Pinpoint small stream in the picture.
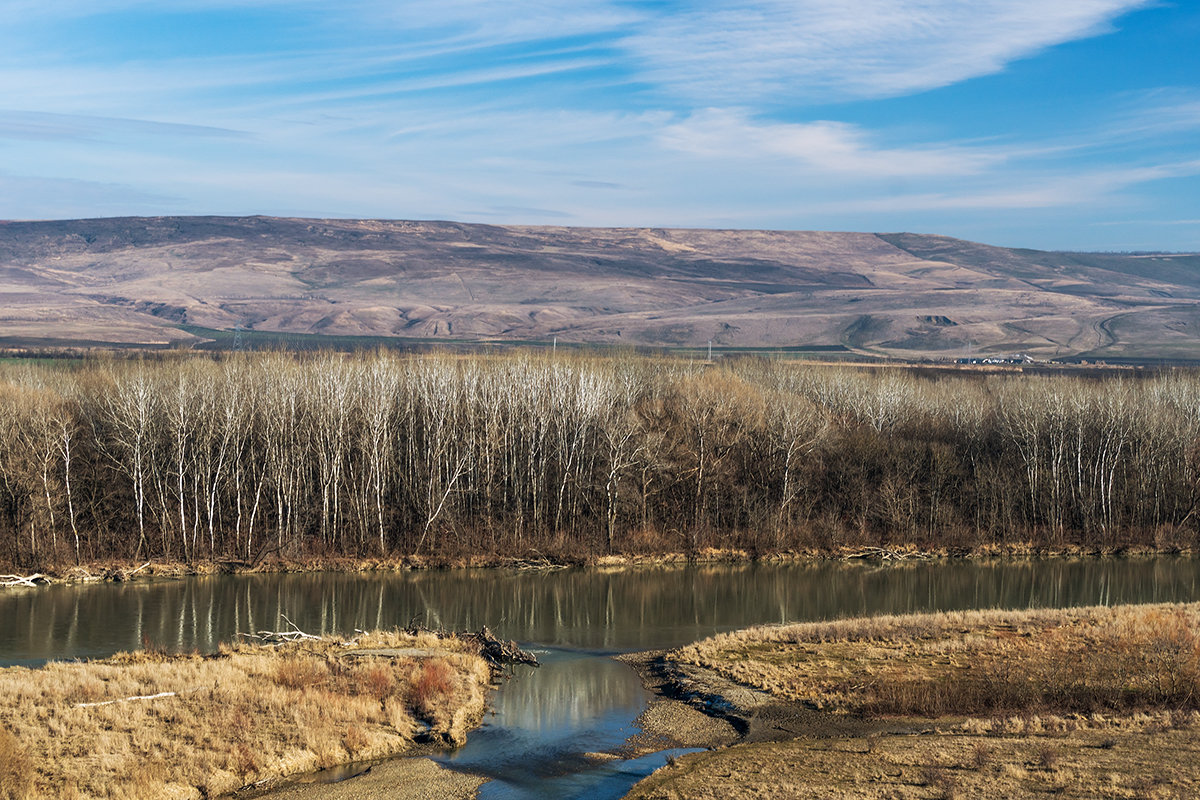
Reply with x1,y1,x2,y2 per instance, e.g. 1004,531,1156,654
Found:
2,558,1199,797
434,647,696,800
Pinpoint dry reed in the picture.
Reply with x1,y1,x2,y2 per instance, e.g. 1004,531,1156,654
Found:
0,630,490,799
676,602,1200,717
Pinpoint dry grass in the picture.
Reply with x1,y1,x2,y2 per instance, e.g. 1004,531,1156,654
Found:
626,723,1200,799
675,602,1200,717
0,727,33,800
0,631,491,799
633,602,1200,799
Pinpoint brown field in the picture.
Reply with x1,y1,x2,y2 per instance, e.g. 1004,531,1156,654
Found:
0,631,491,800
626,603,1200,799
675,603,1200,715
2,216,1200,359
625,717,1200,800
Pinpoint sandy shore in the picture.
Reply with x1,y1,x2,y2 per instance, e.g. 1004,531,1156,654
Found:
247,757,485,800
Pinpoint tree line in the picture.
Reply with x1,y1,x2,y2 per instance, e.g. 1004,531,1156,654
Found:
1,351,1198,567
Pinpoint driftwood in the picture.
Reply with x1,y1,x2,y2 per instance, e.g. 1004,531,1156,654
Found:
844,547,935,562
507,551,568,571
64,566,103,583
341,647,446,659
233,615,538,667
462,626,540,668
76,691,178,708
405,618,539,668
238,615,322,644
0,573,49,588
75,685,206,709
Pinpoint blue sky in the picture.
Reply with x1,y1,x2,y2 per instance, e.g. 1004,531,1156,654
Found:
0,0,1197,250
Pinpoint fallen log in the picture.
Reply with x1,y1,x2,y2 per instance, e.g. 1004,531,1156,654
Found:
403,618,539,668
340,647,446,659
1,573,48,588
463,626,540,668
64,566,102,583
844,546,935,562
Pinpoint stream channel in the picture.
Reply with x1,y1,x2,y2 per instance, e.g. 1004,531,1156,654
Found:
2,558,1199,798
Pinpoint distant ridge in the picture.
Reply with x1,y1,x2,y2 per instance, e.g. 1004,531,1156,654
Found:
2,215,1199,360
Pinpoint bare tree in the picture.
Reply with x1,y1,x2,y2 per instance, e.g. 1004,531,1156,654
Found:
97,367,157,559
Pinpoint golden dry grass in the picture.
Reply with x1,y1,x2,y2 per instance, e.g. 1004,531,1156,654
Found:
0,631,491,800
635,605,1200,799
626,718,1200,800
0,726,33,800
676,603,1200,716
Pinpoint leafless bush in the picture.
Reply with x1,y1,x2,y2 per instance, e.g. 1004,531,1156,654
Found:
921,765,960,800
971,741,993,769
411,658,457,716
1035,743,1060,770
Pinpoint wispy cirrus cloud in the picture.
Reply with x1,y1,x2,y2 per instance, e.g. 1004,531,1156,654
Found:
0,110,245,142
0,1,1151,113
659,108,1005,177
0,0,1191,250
627,0,1150,103
760,160,1200,220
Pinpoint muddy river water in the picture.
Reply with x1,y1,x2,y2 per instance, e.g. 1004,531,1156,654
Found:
2,558,1198,797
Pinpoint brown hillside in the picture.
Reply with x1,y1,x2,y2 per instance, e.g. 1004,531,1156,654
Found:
1,216,1197,358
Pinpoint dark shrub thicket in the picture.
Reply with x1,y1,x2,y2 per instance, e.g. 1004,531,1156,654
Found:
0,352,1197,566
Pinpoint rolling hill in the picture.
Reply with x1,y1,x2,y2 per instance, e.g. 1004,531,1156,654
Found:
1,215,1198,360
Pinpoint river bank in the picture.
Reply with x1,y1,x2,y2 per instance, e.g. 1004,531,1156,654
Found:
623,602,1200,799
0,630,492,799
4,542,1194,588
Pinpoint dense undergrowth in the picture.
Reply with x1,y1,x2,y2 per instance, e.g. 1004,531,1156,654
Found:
2,351,1199,568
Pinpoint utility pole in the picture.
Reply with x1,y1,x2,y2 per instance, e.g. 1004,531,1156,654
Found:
707,340,712,361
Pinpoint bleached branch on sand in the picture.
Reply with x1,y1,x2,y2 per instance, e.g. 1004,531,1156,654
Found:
76,691,179,708
1,574,48,588
844,547,935,562
75,686,206,708
239,614,322,644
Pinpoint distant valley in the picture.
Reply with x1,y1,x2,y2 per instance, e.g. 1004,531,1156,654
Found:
1,215,1199,360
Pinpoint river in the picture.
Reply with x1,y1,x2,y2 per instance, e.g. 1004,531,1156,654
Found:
2,558,1198,797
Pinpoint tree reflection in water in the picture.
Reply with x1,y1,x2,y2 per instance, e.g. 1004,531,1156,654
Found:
2,558,1199,667
4,558,1199,799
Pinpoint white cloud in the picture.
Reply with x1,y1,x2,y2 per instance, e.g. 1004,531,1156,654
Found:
660,108,1003,176
1104,93,1200,140
0,1,1154,126
626,0,1150,102
0,0,1191,250
0,110,245,142
804,160,1200,213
